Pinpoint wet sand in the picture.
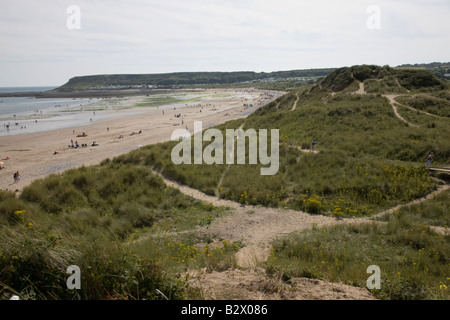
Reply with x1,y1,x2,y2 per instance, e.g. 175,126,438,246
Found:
0,88,282,192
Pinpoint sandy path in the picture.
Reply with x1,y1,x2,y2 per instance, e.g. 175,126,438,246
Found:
349,80,419,127
157,171,449,265
291,93,300,111
156,171,357,267
372,93,417,127
157,170,376,300
156,170,449,300
0,89,283,192
371,183,450,220
353,81,366,95
400,103,445,118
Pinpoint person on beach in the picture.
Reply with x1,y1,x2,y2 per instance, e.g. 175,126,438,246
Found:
14,171,20,183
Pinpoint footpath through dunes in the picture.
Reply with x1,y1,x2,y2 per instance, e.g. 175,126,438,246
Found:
151,166,449,300
154,171,377,300
155,170,450,264
384,94,418,127
345,74,417,127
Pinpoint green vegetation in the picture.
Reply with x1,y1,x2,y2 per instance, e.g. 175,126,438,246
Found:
142,66,449,217
395,94,450,118
314,65,447,94
1,64,449,300
0,162,235,300
133,94,205,108
266,217,449,300
396,62,450,80
56,69,335,91
260,66,450,300
376,188,450,228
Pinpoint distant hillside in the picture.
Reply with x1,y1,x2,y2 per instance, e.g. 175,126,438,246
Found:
310,64,448,94
395,62,450,80
55,69,335,91
55,63,450,92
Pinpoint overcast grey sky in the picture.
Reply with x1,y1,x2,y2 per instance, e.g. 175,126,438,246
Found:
0,0,449,86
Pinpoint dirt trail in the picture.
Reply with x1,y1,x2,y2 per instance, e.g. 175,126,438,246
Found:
153,169,449,299
354,81,366,95
215,122,246,196
384,94,418,127
349,79,419,127
371,183,450,220
429,167,450,173
187,267,376,300
157,172,376,299
158,171,449,261
293,145,319,154
399,102,445,119
291,93,300,111
154,171,355,266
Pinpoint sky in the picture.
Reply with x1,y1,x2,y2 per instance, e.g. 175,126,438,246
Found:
0,0,449,87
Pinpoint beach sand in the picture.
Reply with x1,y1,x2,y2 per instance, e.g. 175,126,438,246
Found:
0,88,282,192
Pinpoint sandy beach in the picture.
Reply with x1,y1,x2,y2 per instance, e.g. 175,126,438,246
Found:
0,88,282,192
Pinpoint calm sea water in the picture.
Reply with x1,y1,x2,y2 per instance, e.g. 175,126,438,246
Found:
0,86,57,93
0,87,64,116
0,96,101,117
0,87,107,136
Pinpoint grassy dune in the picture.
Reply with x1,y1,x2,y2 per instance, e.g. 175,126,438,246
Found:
143,66,449,217
1,65,449,300
267,213,449,300
0,163,235,300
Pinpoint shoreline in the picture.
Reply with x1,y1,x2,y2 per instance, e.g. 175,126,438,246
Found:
0,88,283,192
0,89,241,137
0,87,226,99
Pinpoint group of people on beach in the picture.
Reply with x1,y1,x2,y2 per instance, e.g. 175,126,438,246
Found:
70,140,81,148
3,122,27,131
0,157,9,170
69,139,99,148
130,130,142,136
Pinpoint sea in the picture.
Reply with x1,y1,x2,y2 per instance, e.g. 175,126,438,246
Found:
0,86,113,137
0,86,58,94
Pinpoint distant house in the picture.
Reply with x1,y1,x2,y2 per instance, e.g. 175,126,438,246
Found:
444,73,450,78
